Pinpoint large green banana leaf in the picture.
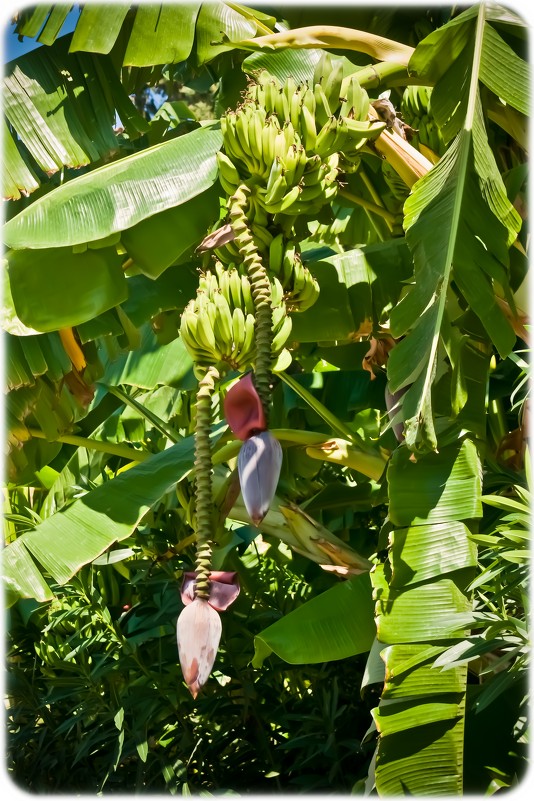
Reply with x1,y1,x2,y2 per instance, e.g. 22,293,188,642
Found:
292,239,412,343
2,433,199,604
14,2,263,65
387,3,523,455
5,3,266,198
371,437,481,796
252,573,375,668
3,125,222,249
3,35,149,199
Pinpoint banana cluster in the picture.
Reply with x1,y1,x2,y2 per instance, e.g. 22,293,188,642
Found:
269,234,319,312
180,264,292,371
218,54,386,218
401,85,445,157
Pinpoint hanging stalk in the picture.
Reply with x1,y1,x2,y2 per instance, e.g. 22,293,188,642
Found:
193,364,219,600
228,184,272,422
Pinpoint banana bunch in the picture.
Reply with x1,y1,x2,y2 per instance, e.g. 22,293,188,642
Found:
217,57,386,220
96,566,122,607
247,57,383,158
180,265,292,370
268,234,320,312
255,150,340,216
35,631,72,669
400,85,445,157
180,268,257,371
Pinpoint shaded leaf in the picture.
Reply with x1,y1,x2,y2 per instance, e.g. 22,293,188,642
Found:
121,186,220,278
99,324,195,391
7,245,127,331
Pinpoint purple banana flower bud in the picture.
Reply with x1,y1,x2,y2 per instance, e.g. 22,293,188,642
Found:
224,373,266,441
238,430,283,526
176,599,221,698
180,571,240,611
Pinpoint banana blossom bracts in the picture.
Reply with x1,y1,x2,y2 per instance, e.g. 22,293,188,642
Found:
177,571,240,698
224,373,283,526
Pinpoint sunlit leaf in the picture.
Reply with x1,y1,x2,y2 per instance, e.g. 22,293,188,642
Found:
2,433,207,602
4,126,223,249
252,573,375,667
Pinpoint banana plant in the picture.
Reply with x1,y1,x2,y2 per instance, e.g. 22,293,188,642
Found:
3,2,528,796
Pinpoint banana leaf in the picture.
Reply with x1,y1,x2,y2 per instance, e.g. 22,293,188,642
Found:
7,245,127,332
291,239,411,343
371,432,482,796
387,5,521,454
2,432,203,604
3,36,149,197
252,573,375,667
16,2,261,65
3,125,223,249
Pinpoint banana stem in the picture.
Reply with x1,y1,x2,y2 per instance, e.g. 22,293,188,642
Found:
27,427,150,461
358,171,394,234
339,189,397,224
193,364,220,600
229,185,273,422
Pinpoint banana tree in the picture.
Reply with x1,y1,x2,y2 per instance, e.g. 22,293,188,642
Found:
3,2,528,795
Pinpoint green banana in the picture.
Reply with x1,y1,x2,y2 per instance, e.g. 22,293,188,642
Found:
269,233,285,275
275,85,290,123
344,116,385,141
195,304,218,355
250,222,273,253
289,266,320,312
180,308,214,363
213,292,234,350
240,274,255,315
281,242,298,287
301,86,316,116
270,184,301,214
221,113,245,164
271,299,287,330
261,117,277,167
312,51,330,87
314,83,332,127
234,316,256,369
264,79,279,117
217,151,241,194
299,179,328,203
322,59,344,114
271,314,292,354
246,108,263,170
315,116,338,157
270,276,285,308
228,268,243,311
339,75,368,120
300,104,318,151
289,85,302,129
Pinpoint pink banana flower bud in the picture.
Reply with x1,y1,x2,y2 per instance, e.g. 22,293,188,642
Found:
238,430,283,526
177,572,240,697
180,571,240,611
176,599,221,699
224,373,266,441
